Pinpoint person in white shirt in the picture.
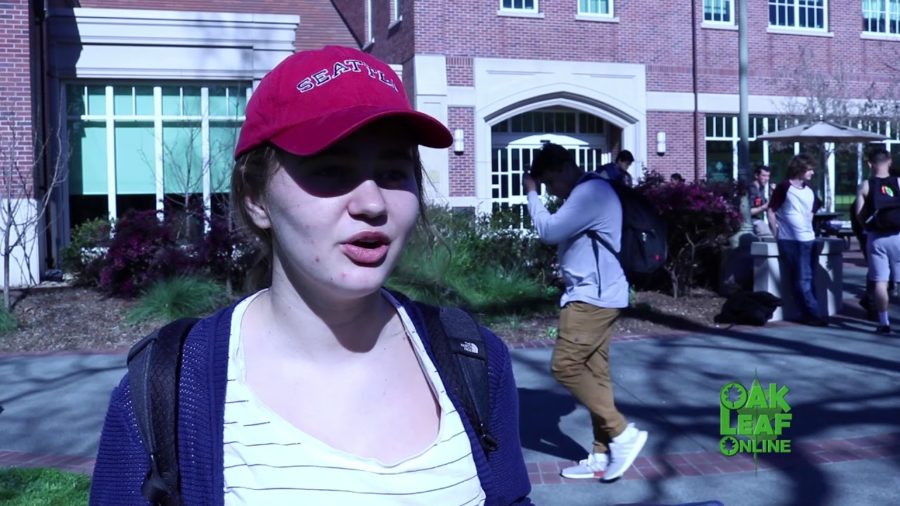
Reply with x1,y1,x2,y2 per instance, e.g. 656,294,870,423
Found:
523,143,648,482
767,154,827,327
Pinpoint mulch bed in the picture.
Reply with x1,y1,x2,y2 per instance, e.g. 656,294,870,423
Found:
0,285,728,354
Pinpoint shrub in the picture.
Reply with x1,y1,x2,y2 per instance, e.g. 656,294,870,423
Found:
638,171,743,297
388,205,559,315
127,276,229,324
97,208,260,298
0,305,17,334
0,467,90,505
99,210,195,297
60,217,112,286
195,213,260,294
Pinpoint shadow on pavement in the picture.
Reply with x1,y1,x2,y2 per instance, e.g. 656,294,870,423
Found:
518,286,898,506
518,387,585,461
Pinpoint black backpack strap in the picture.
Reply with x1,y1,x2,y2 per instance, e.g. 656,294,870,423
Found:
587,229,620,264
417,303,499,454
127,317,199,506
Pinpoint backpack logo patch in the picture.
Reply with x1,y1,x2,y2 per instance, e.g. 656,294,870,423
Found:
460,341,479,355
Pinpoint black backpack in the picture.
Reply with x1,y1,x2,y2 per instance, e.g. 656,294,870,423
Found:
584,174,667,278
714,291,782,326
126,301,498,506
864,177,900,233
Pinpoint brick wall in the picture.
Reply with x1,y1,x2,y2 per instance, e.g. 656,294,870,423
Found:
646,111,705,182
448,107,475,197
0,0,35,199
331,0,364,48
364,0,415,66
412,1,896,98
70,0,355,50
447,56,473,87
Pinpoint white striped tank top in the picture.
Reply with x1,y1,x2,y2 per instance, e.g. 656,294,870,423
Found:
222,290,487,505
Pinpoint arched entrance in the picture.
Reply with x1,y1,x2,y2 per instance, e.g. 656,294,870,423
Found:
488,106,622,223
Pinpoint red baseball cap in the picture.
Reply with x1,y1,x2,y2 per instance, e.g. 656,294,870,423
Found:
234,46,453,159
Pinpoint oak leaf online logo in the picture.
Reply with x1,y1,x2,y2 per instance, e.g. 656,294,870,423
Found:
719,379,792,457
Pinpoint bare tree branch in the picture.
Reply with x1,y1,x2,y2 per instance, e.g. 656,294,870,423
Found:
0,109,67,309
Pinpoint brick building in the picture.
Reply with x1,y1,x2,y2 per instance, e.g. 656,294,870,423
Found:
4,0,900,286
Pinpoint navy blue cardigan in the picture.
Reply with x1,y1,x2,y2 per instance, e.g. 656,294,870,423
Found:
90,296,532,505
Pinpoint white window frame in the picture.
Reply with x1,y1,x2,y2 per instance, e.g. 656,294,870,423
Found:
391,0,402,24
702,0,735,26
577,0,614,18
365,0,374,46
705,115,798,181
767,0,829,32
862,0,900,35
499,0,539,15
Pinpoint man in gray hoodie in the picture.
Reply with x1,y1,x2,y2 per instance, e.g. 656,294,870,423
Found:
524,143,648,482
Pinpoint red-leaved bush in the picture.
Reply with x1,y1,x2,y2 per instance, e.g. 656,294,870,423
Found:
98,209,258,298
637,171,743,297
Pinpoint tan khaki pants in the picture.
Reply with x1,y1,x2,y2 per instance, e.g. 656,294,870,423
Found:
551,302,627,453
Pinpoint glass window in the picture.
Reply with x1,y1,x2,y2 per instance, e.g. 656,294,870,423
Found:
704,0,733,23
750,140,766,169
767,143,794,183
162,122,204,195
706,114,798,182
579,0,612,16
208,86,246,118
113,86,134,116
864,0,900,33
115,122,156,195
706,141,734,182
67,121,107,195
501,0,537,12
135,86,154,116
209,121,241,193
66,82,250,225
66,86,85,117
183,88,202,116
162,86,182,116
87,86,105,116
834,147,860,217
769,0,827,29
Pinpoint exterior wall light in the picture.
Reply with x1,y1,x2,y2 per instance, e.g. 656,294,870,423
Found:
453,128,465,154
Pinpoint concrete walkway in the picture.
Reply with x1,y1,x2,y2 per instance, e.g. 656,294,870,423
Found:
1,253,898,505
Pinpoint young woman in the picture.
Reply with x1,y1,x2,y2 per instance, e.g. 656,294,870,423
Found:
90,46,531,505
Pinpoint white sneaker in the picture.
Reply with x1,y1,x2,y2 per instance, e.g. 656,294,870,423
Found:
560,452,608,479
603,424,648,481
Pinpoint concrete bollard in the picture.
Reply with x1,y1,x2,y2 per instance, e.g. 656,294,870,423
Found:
751,238,844,321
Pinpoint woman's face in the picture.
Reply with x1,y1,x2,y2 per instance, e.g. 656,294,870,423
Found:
246,121,420,299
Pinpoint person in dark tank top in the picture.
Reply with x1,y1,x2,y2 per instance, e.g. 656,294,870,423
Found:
854,148,900,335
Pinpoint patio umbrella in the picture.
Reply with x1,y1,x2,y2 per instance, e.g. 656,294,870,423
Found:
756,120,889,211
755,120,889,144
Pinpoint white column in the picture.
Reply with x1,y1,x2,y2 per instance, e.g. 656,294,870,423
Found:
154,87,164,213
105,86,117,220
414,55,450,204
201,87,211,225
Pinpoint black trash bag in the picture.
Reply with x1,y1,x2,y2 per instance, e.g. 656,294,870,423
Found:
714,291,782,326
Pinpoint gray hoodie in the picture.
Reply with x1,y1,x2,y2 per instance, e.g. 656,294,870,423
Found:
527,173,629,309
